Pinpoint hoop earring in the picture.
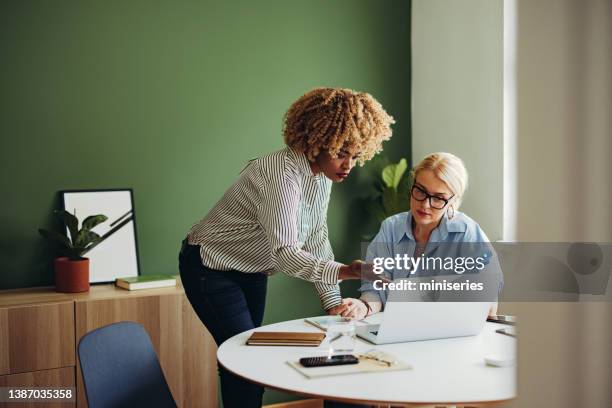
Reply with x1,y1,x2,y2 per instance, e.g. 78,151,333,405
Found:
447,205,455,220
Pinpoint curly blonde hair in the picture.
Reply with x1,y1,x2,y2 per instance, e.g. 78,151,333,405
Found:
283,87,395,166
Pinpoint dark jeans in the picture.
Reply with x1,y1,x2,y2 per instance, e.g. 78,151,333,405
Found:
179,239,267,408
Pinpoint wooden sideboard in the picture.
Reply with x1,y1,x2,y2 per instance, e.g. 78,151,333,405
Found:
0,280,217,407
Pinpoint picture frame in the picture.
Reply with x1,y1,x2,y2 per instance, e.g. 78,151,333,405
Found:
60,188,141,283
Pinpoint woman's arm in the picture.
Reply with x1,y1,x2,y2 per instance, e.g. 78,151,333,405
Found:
333,297,383,320
355,218,396,304
303,219,342,310
334,217,398,319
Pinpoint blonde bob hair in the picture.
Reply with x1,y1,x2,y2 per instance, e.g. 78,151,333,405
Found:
283,87,394,166
411,152,468,209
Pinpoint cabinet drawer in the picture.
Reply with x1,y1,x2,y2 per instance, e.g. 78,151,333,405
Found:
0,366,75,408
0,309,8,375
1,302,74,374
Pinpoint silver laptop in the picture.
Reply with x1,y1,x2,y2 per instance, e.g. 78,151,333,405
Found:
356,279,490,344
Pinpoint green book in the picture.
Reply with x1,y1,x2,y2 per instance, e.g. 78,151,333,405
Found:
115,274,177,290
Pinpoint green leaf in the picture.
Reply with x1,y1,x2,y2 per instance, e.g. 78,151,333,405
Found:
399,167,413,191
382,185,410,219
38,228,72,248
393,158,408,188
362,156,412,237
81,233,103,257
381,165,394,188
54,210,78,245
382,187,398,216
381,158,408,189
365,155,390,179
82,214,108,231
75,230,101,249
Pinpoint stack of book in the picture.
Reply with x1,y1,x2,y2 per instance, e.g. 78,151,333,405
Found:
115,274,177,291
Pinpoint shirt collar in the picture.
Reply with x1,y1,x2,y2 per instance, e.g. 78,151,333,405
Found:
394,211,415,243
433,215,451,241
288,147,319,179
395,210,466,243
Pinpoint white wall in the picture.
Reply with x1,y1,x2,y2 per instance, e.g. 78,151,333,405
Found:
412,0,504,240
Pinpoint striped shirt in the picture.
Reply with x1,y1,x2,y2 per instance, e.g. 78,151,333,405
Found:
187,146,342,310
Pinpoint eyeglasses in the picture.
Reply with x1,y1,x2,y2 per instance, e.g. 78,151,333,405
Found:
358,350,397,367
410,184,454,210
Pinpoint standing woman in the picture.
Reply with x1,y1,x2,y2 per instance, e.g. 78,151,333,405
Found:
179,87,394,408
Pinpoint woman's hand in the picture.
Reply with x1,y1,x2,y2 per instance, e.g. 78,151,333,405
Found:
326,298,352,316
339,260,391,283
338,298,368,320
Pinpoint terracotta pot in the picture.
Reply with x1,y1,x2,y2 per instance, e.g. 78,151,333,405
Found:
54,257,90,293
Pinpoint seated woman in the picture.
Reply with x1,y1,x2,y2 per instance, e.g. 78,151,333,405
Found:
340,152,502,319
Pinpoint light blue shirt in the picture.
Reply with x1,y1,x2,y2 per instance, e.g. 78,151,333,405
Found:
359,210,503,305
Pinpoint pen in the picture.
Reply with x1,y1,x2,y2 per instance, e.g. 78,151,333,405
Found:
495,328,517,338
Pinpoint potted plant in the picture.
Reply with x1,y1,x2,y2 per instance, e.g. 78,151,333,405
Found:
39,210,108,293
365,157,412,223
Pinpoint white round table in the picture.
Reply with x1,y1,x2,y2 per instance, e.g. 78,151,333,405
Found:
217,314,516,406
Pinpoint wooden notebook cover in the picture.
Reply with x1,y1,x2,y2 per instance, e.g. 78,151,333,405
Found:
248,331,325,342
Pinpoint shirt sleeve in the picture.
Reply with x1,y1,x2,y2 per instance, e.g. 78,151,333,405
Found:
256,160,342,286
304,222,342,310
313,281,342,310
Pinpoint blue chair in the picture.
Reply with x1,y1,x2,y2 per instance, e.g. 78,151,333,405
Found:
78,321,177,408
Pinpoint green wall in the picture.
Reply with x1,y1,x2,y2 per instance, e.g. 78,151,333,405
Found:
1,0,410,403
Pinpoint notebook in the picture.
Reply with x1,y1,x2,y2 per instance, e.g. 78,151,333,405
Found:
115,274,177,290
288,350,411,378
304,315,350,331
246,332,326,346
304,314,383,331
